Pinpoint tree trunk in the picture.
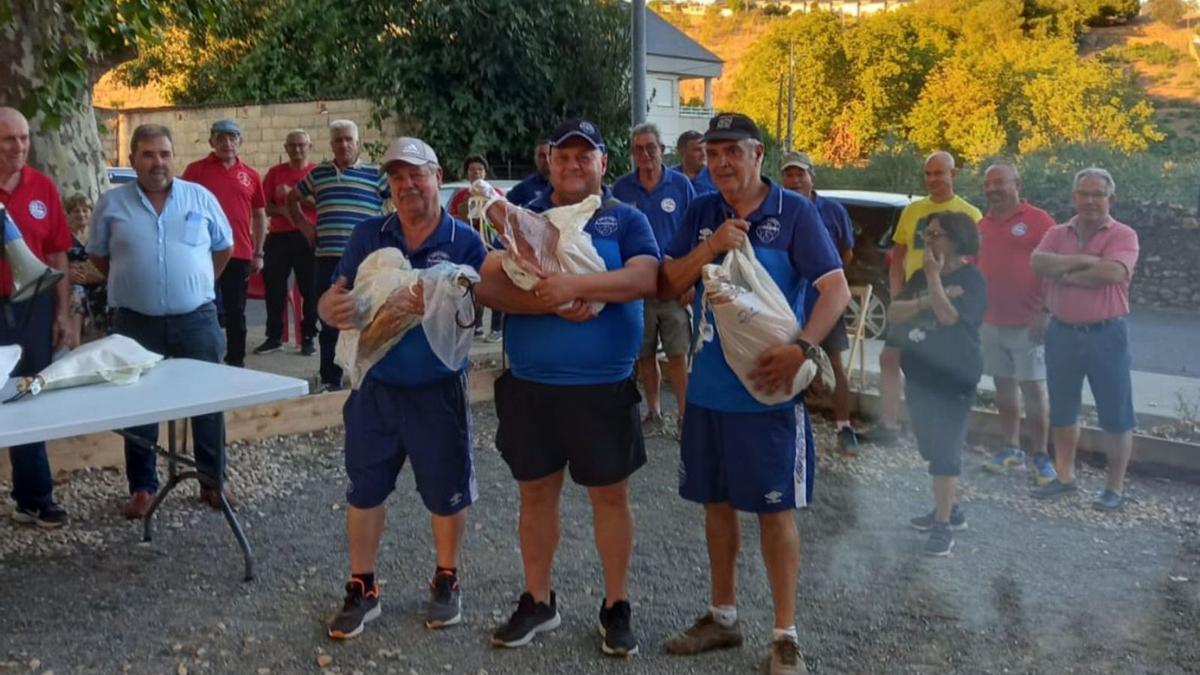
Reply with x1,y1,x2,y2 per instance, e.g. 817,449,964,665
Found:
0,0,110,202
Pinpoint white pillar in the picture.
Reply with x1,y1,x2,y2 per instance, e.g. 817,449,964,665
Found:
703,78,714,109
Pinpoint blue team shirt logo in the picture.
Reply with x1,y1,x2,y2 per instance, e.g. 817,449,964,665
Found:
661,197,677,214
756,217,781,244
593,215,619,237
28,200,47,220
427,250,451,264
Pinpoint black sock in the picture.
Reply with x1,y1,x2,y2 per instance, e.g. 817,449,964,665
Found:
351,572,375,591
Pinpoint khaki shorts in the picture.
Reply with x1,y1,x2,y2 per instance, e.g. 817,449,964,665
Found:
982,323,1045,381
640,297,691,358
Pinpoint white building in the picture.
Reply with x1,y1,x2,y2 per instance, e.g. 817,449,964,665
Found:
644,11,725,148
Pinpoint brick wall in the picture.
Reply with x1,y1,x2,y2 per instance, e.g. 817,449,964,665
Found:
97,98,407,172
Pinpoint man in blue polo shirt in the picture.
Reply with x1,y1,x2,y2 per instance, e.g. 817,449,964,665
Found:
613,122,695,435
477,118,659,657
780,151,860,455
504,140,551,207
317,137,485,640
659,114,850,675
287,119,389,391
673,129,717,195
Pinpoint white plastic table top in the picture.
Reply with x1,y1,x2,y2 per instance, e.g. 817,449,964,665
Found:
0,359,309,447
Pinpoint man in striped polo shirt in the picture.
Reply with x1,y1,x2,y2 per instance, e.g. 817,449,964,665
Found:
287,120,389,391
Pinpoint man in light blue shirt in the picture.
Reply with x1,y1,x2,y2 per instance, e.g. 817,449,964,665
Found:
88,123,235,519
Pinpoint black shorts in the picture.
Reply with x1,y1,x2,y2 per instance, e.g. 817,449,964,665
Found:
821,319,850,354
494,371,647,487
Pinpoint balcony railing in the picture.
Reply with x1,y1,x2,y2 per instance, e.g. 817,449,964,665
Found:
679,105,714,118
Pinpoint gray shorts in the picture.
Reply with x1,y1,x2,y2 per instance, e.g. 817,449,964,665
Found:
982,323,1046,381
640,297,691,358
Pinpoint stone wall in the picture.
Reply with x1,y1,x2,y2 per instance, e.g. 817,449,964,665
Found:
95,98,405,172
1115,202,1200,311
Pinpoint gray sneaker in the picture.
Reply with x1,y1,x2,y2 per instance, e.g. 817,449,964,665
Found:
910,504,967,532
664,613,744,655
425,571,462,629
1092,489,1125,512
1032,479,1078,500
767,635,809,675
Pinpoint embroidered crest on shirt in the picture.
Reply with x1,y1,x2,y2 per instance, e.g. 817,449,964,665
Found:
593,215,619,236
660,197,676,214
1011,222,1027,237
755,217,781,244
699,227,713,241
237,171,252,188
28,200,47,220
427,250,451,264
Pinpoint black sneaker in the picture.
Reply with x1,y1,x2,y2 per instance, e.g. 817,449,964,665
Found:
598,598,639,657
327,579,381,640
837,426,860,456
492,591,561,648
1092,489,1125,512
1032,479,1078,500
252,339,283,355
924,524,955,557
12,501,68,529
300,340,316,356
910,504,967,532
425,571,463,629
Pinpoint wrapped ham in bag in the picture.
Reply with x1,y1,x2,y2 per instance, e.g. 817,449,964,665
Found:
470,179,607,313
11,334,162,399
334,248,480,390
697,240,833,406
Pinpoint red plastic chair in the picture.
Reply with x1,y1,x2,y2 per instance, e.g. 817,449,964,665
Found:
247,271,304,346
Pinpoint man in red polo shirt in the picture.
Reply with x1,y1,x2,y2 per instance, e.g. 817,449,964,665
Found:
253,129,317,356
1031,167,1139,512
182,119,266,367
977,162,1057,486
0,107,74,528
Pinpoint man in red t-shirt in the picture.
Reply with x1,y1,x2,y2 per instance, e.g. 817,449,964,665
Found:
0,107,74,527
253,130,318,356
977,162,1057,485
181,119,266,367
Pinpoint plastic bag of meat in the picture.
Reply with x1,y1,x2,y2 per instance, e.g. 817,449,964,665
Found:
471,179,607,313
697,240,833,405
11,334,162,399
334,248,480,389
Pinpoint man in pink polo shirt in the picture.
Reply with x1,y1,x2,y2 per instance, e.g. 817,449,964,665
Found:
182,119,267,368
1030,167,1138,512
977,162,1057,485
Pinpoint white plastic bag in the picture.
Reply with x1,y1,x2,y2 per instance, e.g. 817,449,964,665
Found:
698,240,832,405
15,334,163,397
334,248,479,390
472,180,607,313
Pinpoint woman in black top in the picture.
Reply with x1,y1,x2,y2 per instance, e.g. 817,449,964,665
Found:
886,211,986,557
63,194,108,340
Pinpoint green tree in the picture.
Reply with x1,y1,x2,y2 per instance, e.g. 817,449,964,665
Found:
905,60,1007,163
1146,0,1192,25
729,11,851,158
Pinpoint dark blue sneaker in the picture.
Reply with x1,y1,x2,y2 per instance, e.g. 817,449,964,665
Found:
598,599,639,657
1029,453,1058,486
12,501,68,529
1032,479,1077,500
984,447,1026,474
1092,489,1125,512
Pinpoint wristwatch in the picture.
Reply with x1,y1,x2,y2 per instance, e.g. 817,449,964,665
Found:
794,337,821,361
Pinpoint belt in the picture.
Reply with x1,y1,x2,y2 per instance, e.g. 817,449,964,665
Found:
1051,317,1122,332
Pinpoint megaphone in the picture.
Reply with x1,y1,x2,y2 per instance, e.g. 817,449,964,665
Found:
2,205,63,303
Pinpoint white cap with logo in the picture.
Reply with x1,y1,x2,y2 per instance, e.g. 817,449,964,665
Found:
381,137,439,169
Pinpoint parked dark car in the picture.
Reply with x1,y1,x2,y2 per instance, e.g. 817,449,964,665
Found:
819,189,918,338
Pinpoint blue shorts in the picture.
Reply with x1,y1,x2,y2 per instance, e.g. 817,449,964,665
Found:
1045,318,1135,434
342,373,476,514
679,402,815,513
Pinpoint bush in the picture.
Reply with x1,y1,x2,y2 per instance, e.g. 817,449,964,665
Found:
1102,41,1181,67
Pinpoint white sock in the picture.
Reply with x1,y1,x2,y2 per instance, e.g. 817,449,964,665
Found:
773,625,798,642
709,605,737,627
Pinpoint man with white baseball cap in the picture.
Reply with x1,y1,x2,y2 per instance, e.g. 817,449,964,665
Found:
319,136,485,639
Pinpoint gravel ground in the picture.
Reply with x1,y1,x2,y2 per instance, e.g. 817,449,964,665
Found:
1,397,1199,675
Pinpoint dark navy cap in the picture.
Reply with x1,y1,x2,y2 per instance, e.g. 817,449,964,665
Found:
702,112,761,143
549,118,606,152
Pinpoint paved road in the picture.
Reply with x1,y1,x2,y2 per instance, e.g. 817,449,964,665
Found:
1127,308,1200,378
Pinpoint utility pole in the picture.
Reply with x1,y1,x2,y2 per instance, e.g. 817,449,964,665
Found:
632,0,647,126
786,40,795,151
776,72,784,142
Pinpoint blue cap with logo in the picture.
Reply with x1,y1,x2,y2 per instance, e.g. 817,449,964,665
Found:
549,118,606,152
702,112,761,143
